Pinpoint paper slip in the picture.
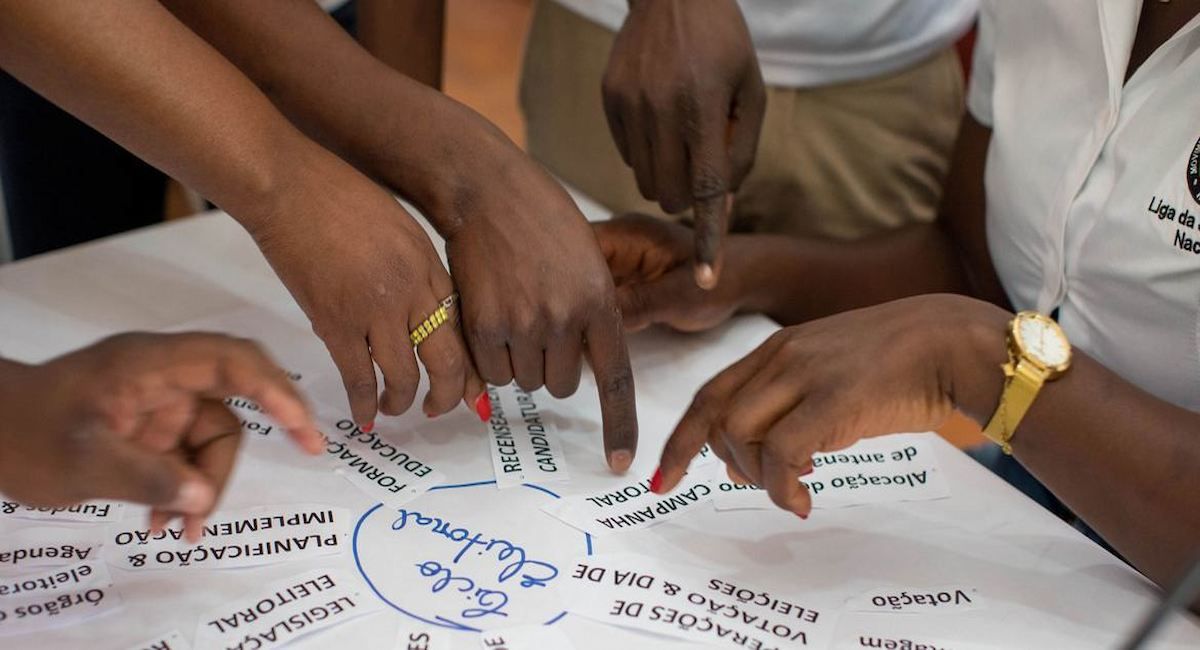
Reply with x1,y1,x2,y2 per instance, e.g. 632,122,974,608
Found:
712,435,950,511
478,624,576,650
124,629,191,650
104,504,348,571
193,568,382,650
833,625,998,650
0,527,102,570
320,417,445,509
846,586,983,615
0,561,123,637
0,499,124,524
485,385,570,489
542,472,713,536
563,553,836,649
395,624,457,650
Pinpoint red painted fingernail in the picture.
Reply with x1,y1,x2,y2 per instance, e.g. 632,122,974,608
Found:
475,392,492,422
649,467,664,494
361,421,374,433
797,511,809,520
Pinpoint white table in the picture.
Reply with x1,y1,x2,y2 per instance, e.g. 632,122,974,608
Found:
0,203,1197,650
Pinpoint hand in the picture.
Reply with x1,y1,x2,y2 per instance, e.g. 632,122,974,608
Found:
430,127,638,472
250,157,484,428
595,214,752,332
0,332,321,540
651,295,1009,516
602,0,766,288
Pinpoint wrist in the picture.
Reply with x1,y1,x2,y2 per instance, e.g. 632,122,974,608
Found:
735,235,804,319
214,126,327,237
356,87,517,240
937,296,1011,425
227,130,375,244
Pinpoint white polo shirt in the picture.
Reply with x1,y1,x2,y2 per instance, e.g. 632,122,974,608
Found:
969,1,1200,411
552,0,978,88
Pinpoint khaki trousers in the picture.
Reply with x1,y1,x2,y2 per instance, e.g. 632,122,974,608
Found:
520,0,965,240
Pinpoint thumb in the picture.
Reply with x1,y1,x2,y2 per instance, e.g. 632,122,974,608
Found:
89,438,215,515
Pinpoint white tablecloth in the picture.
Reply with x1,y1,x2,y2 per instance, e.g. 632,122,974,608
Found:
0,200,1196,649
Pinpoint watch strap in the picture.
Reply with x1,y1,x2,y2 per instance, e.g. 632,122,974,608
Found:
981,358,1048,455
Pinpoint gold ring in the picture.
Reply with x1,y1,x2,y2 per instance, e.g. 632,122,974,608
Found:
410,293,458,347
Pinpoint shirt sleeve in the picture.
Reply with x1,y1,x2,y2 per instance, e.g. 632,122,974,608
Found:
966,2,995,127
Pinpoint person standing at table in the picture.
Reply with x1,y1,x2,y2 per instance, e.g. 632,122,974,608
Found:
520,0,976,285
0,1,639,473
596,0,1200,610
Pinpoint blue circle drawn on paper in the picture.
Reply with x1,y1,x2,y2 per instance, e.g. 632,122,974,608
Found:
352,480,594,632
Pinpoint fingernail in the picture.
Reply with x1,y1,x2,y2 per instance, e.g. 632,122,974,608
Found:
800,466,814,476
307,430,327,455
649,466,664,494
475,392,492,422
167,480,210,514
610,450,633,474
361,421,375,434
695,264,716,290
796,509,809,520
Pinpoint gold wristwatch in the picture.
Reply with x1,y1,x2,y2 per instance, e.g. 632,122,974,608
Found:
982,311,1072,455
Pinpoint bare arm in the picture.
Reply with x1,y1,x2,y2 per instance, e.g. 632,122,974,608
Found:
941,303,1200,610
0,0,488,434
0,0,324,230
598,115,1007,330
608,107,1200,605
358,0,445,88
162,0,645,472
160,0,485,231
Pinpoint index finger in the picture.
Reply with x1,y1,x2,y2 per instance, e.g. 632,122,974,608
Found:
655,334,784,493
584,307,638,473
205,340,322,454
685,112,734,290
150,335,321,454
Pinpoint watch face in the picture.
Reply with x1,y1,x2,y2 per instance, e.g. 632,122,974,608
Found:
1015,313,1071,369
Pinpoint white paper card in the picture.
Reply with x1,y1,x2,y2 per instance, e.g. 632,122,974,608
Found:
485,385,570,489
394,624,457,650
0,527,102,570
712,435,950,511
0,500,125,524
124,629,192,650
104,504,348,571
542,472,713,536
562,553,835,649
846,585,983,615
193,568,382,650
832,623,998,650
478,623,576,650
357,487,582,632
0,560,122,637
320,417,445,508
